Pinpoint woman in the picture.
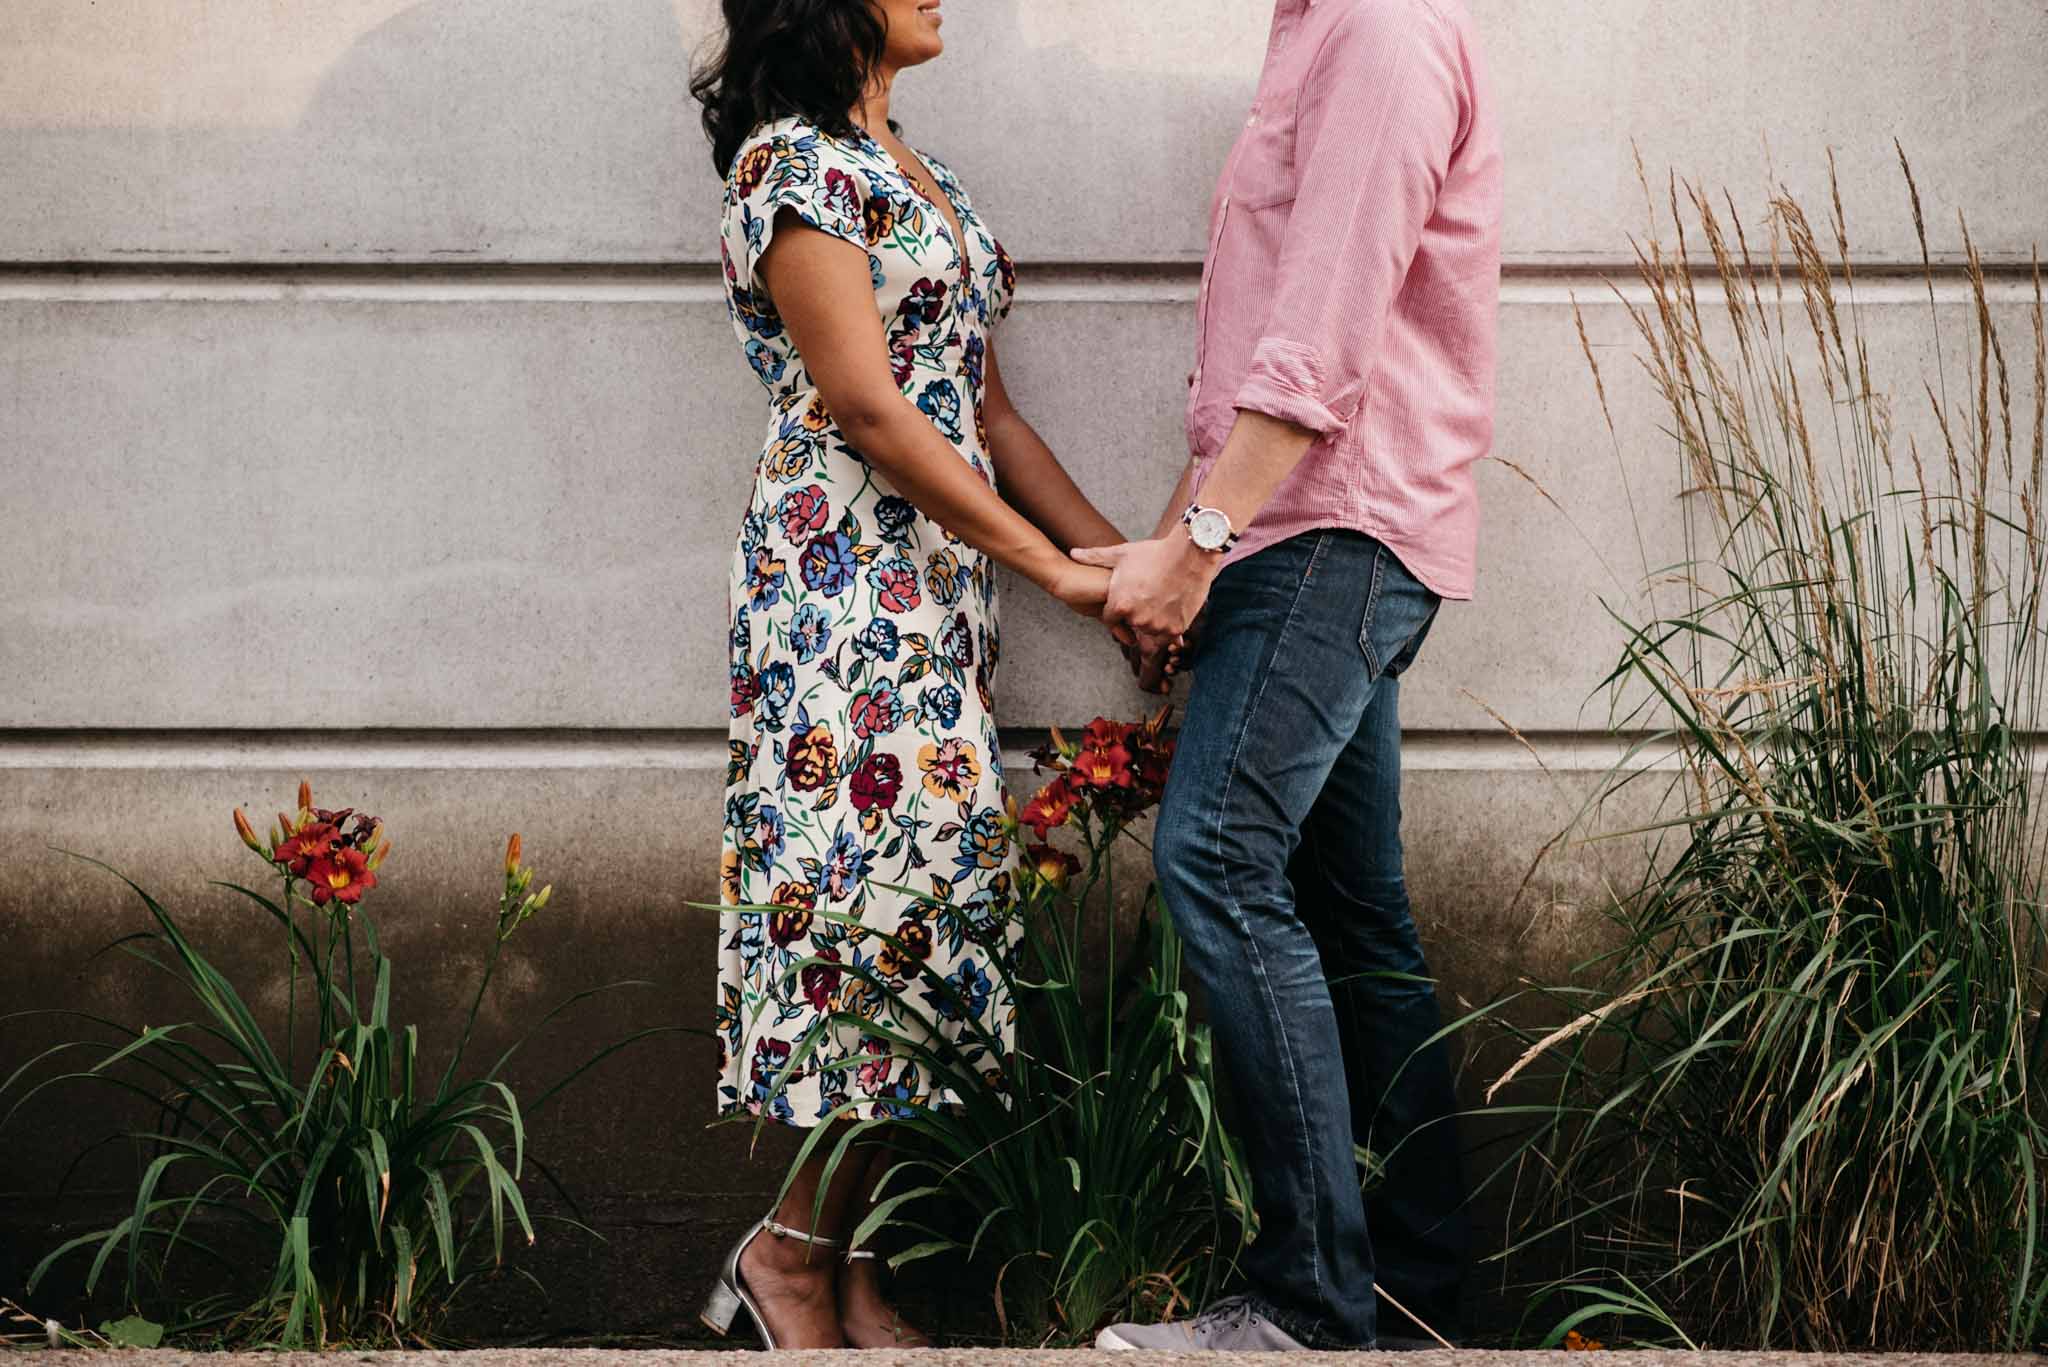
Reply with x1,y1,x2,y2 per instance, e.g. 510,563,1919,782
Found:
691,0,1125,1349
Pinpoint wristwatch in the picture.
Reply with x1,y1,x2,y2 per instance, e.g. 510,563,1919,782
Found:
1180,503,1241,554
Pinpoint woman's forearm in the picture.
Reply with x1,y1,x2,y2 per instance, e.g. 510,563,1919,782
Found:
837,400,1075,594
985,410,1124,551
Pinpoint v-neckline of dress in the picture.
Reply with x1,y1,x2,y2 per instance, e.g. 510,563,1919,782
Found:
853,124,969,264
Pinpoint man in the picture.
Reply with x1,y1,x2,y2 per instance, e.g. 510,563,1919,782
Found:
1083,0,1502,1352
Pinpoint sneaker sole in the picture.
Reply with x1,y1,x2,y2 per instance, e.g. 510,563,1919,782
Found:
1094,1327,1141,1351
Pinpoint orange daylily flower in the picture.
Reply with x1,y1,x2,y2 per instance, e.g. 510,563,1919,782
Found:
1025,843,1081,887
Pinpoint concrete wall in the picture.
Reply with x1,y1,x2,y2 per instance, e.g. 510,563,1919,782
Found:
4,0,2044,1341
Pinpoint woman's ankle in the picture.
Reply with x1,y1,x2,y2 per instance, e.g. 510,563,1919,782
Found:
743,1226,843,1280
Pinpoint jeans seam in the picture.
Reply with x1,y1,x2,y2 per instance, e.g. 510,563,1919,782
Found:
1359,541,1387,678
1210,530,1331,1320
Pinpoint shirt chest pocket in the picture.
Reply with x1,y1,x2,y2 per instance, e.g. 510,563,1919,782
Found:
1227,107,1299,211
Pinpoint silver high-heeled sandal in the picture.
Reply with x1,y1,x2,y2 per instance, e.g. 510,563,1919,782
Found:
699,1216,844,1347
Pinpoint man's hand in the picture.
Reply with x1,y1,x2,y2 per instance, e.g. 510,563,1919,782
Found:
1113,600,1208,693
1072,530,1222,660
1121,636,1177,694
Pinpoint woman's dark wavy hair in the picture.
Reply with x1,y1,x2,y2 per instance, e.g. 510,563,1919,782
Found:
691,0,891,178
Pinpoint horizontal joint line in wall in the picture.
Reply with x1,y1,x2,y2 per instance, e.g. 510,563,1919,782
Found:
0,258,2034,306
2,728,2043,774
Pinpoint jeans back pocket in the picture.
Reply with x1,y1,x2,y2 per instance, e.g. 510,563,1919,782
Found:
1359,542,1443,683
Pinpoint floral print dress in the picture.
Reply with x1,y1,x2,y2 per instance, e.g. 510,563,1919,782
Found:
715,115,1021,1126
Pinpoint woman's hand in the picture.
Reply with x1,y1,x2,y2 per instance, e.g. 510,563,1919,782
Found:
1049,561,1113,619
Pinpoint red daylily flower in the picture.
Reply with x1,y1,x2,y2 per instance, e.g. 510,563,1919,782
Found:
1069,744,1134,790
307,845,376,905
276,821,341,877
1020,777,1078,838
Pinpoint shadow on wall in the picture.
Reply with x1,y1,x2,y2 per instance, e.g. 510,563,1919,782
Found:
284,0,702,259
884,0,1259,262
0,0,1262,262
296,0,1261,261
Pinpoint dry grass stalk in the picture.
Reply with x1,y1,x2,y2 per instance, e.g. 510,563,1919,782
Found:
1486,147,2048,1352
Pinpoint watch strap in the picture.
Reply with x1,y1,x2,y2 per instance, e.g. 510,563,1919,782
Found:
1181,503,1241,552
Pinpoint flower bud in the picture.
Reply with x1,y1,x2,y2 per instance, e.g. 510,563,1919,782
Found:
298,780,312,812
279,810,298,839
532,884,553,911
367,837,392,871
1047,725,1075,761
515,867,533,895
233,808,264,853
505,833,521,875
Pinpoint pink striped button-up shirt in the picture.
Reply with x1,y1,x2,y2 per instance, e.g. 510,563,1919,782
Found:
1187,0,1502,600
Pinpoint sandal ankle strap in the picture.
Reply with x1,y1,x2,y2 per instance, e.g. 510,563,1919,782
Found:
761,1216,843,1248
843,1247,878,1261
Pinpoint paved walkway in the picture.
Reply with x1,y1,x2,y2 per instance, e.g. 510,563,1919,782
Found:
10,1352,2039,1366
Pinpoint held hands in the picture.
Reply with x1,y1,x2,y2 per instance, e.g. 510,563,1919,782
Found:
1070,530,1222,696
1049,559,1180,691
1117,621,1201,694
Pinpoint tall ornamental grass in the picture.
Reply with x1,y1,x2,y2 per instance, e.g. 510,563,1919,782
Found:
1489,148,2048,1350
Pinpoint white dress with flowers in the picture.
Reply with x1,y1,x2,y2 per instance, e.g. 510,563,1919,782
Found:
715,116,1022,1126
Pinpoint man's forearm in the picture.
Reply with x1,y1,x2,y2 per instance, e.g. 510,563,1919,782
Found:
1185,408,1319,538
1074,408,1322,656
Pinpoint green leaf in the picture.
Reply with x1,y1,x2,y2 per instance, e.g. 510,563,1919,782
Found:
392,1222,416,1325
886,1238,959,1272
98,1315,163,1348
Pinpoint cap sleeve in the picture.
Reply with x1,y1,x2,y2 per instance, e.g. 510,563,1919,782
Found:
723,124,872,298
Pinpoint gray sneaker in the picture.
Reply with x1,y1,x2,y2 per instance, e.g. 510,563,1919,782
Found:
1095,1295,1309,1351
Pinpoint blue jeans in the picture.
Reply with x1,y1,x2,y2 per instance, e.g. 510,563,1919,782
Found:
1156,529,1470,1349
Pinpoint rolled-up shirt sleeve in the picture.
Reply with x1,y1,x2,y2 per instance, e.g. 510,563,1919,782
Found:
1232,1,1466,436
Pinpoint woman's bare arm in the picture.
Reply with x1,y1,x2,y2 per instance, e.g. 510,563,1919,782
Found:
980,341,1124,552
758,213,1109,617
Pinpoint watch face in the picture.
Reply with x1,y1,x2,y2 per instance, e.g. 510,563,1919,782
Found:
1189,508,1232,550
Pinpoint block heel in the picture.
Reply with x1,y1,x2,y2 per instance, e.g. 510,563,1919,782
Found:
698,1276,745,1336
699,1214,846,1349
